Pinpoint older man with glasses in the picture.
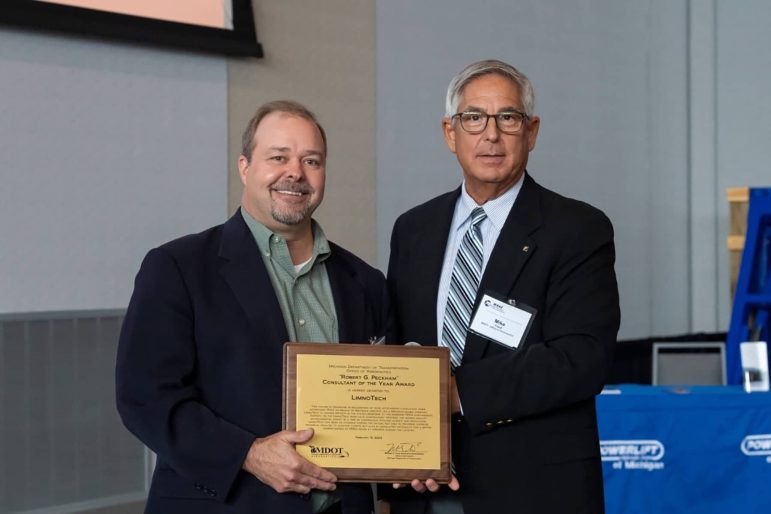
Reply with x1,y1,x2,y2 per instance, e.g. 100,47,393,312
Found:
383,59,621,514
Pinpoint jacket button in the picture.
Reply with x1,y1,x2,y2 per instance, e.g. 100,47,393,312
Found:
485,422,493,427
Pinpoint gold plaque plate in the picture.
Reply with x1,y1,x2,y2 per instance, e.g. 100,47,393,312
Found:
283,342,451,483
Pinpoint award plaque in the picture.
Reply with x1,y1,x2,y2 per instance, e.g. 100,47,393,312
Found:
282,342,451,483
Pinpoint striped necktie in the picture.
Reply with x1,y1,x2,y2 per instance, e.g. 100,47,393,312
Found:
441,207,487,368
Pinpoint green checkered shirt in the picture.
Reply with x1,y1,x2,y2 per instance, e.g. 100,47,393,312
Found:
241,207,340,513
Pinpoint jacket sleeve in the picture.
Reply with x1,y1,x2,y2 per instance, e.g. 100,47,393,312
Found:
115,247,256,502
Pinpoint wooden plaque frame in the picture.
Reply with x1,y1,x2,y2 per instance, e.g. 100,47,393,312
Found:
283,342,451,483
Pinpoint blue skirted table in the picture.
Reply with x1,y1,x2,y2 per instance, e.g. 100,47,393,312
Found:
597,385,771,514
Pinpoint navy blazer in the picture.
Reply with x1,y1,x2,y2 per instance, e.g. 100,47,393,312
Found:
385,174,620,514
116,212,389,514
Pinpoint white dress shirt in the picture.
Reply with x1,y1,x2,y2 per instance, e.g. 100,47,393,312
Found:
435,176,523,348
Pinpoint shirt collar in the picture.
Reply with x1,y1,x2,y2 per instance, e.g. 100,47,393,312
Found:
454,173,524,232
240,207,331,265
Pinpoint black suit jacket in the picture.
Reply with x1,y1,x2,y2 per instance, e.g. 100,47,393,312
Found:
116,212,388,514
386,174,620,514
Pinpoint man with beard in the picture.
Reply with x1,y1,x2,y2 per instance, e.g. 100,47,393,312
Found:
116,100,388,514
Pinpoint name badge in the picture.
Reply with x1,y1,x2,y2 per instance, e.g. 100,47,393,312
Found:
468,292,536,350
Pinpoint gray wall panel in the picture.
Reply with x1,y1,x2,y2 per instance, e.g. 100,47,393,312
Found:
0,312,144,513
715,0,771,329
689,0,720,332
0,28,228,314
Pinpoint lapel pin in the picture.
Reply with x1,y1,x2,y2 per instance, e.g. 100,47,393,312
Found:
522,245,530,253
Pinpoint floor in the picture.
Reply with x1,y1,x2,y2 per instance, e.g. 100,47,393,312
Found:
82,502,145,514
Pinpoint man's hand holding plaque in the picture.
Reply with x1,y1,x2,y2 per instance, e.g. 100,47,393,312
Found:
393,375,461,493
242,428,338,494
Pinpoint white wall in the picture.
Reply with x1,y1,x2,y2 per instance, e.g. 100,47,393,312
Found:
376,0,771,340
0,28,228,313
714,0,771,328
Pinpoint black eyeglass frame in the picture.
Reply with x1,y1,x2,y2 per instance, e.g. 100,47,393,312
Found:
451,110,530,134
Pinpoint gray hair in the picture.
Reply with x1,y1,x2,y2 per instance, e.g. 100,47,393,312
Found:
445,59,535,118
241,100,327,162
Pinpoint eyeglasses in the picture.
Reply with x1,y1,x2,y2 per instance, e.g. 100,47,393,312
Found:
451,110,529,134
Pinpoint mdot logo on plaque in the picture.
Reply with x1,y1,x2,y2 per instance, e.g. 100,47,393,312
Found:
283,343,451,483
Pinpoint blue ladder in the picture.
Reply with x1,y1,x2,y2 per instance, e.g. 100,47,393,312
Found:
726,188,771,384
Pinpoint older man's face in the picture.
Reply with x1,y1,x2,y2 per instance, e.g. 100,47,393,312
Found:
443,74,540,203
238,112,326,231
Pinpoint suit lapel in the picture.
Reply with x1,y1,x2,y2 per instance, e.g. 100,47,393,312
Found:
218,213,289,348
479,174,542,296
463,174,543,363
326,250,366,343
411,189,459,346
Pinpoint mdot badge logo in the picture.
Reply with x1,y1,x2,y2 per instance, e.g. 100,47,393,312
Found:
741,434,771,463
600,440,665,471
309,445,350,458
